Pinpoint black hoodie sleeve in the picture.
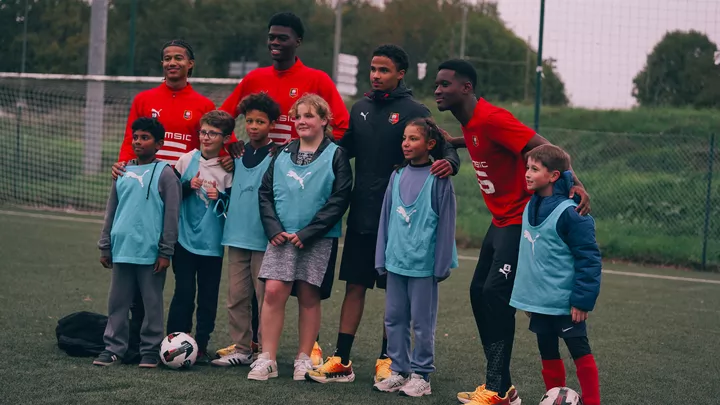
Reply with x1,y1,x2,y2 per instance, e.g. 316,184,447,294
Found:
258,153,285,239
295,147,353,244
338,111,356,158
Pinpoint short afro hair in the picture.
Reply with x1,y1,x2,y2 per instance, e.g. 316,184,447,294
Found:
268,12,305,39
131,117,165,142
372,44,409,72
438,59,477,90
237,92,282,122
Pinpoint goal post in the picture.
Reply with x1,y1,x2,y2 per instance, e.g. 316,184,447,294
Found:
0,73,240,214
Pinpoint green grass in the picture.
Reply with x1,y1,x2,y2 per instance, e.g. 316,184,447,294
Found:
1,210,720,404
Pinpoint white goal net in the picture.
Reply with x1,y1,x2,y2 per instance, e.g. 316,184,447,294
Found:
0,73,239,214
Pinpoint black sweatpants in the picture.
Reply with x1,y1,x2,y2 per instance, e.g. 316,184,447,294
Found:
470,224,522,395
166,243,223,352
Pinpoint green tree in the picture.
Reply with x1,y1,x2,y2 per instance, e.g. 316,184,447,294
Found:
633,30,720,108
0,0,90,74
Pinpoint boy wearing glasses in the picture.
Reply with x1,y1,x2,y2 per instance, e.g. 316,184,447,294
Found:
167,110,235,363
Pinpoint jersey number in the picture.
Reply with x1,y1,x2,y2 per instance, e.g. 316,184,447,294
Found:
475,170,496,194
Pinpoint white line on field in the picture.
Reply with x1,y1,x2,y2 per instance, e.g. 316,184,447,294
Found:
2,209,719,285
0,209,104,224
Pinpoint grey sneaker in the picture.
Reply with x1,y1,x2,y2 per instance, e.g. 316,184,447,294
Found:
139,355,159,368
92,351,121,366
399,374,432,397
372,372,409,392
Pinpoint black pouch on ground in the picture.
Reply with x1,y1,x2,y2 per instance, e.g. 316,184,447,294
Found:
56,311,107,357
56,311,142,361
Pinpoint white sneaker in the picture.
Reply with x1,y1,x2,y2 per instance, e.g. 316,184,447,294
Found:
247,353,278,381
211,349,253,367
399,374,432,397
372,372,409,392
293,352,313,381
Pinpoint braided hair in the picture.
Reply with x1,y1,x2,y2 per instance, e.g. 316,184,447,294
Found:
160,39,195,77
395,117,447,172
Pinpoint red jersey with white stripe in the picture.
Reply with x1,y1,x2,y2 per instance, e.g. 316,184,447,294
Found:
219,58,349,143
118,83,216,166
461,98,536,227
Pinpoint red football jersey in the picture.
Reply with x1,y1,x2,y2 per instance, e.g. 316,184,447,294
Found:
461,98,536,227
118,83,216,166
219,58,349,143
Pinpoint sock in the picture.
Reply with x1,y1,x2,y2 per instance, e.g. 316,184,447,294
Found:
575,355,600,405
418,372,430,382
541,359,566,390
484,340,507,395
335,333,355,364
379,338,388,359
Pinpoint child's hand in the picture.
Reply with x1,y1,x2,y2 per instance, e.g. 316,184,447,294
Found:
270,232,289,247
100,256,112,269
571,307,588,323
287,233,304,249
154,257,170,274
190,172,203,190
206,181,219,200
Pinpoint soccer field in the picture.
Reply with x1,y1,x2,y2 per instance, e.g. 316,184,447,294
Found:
1,209,719,405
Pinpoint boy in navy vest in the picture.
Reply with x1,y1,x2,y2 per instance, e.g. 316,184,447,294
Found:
94,117,182,368
510,145,602,405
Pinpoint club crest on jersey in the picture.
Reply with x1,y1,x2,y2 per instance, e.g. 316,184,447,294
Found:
289,88,299,98
472,135,479,147
388,112,400,125
183,110,192,120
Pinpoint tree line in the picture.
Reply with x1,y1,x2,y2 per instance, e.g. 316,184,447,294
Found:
0,0,568,105
2,1,718,108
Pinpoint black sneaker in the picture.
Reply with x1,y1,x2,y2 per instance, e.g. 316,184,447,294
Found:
195,350,211,366
139,355,160,368
93,351,121,366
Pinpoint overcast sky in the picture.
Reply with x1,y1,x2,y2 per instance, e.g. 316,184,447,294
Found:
491,0,720,109
368,0,719,109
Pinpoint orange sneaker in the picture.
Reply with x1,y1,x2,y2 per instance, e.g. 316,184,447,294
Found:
305,356,355,383
311,341,323,368
463,386,511,405
374,358,392,383
458,385,521,405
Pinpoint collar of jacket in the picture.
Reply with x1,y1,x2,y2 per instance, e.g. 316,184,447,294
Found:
273,57,305,77
159,81,194,96
363,81,414,101
282,136,333,157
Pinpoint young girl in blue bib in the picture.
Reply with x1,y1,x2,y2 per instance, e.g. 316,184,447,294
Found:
248,94,352,381
373,117,458,397
166,110,235,363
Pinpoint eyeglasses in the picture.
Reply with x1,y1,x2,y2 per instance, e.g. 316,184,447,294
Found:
199,129,224,139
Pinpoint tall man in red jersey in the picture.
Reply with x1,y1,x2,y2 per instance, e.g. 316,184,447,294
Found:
220,12,349,145
433,60,590,405
216,12,349,365
110,40,217,362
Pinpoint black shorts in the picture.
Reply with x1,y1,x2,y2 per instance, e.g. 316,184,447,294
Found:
339,230,387,290
529,313,587,338
290,238,338,300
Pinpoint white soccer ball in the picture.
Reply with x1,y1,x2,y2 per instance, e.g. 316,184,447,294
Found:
160,332,198,369
539,387,583,405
